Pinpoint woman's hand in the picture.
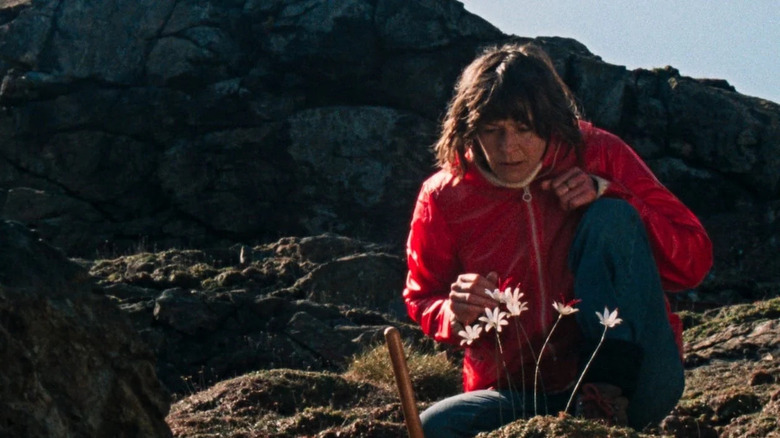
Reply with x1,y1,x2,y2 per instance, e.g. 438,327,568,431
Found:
541,167,598,211
449,272,500,325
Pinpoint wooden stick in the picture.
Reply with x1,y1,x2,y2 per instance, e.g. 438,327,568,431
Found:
384,326,425,438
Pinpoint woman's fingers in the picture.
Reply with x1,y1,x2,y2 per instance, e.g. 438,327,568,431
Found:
451,273,496,296
449,298,487,325
558,180,597,210
545,167,597,211
449,290,495,309
449,272,501,324
550,168,584,192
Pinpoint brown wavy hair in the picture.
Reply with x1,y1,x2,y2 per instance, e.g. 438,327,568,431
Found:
435,43,583,176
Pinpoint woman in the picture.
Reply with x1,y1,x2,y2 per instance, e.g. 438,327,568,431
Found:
402,42,712,436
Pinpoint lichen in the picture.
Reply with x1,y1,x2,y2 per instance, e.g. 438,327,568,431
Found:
683,297,780,344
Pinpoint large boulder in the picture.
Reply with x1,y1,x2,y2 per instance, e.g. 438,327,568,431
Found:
0,220,171,438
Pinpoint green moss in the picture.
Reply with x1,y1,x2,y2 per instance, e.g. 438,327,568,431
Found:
675,398,715,421
676,310,705,330
478,414,648,437
126,252,158,265
188,262,218,279
200,278,219,290
683,297,780,344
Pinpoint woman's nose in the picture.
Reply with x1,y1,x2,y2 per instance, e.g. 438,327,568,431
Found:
499,130,521,152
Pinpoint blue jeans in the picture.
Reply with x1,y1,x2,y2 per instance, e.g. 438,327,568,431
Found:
420,199,684,437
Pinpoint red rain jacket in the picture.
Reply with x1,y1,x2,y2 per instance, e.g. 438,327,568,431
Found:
403,121,712,393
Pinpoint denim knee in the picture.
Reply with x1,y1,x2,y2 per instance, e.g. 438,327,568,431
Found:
420,409,449,438
579,198,643,247
419,394,474,438
569,197,660,337
419,390,528,438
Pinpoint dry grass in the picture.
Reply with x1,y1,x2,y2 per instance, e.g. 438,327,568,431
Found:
344,342,461,402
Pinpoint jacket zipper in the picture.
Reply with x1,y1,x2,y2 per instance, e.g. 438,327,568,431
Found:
523,186,549,332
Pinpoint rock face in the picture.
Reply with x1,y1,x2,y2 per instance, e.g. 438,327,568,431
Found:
0,0,778,297
87,233,421,396
0,0,487,256
0,220,172,437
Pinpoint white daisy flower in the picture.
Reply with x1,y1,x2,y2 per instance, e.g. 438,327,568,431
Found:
596,307,622,328
479,307,509,333
458,323,483,346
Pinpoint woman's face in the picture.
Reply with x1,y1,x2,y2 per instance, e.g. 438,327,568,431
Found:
475,119,547,184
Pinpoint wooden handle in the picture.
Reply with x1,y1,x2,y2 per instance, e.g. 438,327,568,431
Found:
384,326,425,438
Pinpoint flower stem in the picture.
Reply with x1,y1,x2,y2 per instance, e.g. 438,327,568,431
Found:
534,314,561,416
510,320,526,402
564,325,608,414
495,332,517,419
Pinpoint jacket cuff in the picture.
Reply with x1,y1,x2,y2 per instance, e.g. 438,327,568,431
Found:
590,174,611,198
439,299,460,344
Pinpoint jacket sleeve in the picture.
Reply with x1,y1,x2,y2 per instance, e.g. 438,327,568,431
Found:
587,129,713,291
402,185,461,345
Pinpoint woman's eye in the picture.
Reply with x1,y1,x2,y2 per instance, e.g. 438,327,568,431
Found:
514,123,531,132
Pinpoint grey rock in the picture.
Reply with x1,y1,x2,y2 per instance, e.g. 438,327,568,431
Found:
285,311,357,366
687,318,780,363
154,288,229,336
296,252,407,319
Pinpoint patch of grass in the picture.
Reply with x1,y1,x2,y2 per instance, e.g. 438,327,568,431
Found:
344,342,461,402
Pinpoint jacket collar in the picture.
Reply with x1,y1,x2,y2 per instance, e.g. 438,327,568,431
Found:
462,135,571,189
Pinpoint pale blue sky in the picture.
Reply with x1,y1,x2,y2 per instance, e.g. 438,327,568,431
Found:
460,0,779,103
